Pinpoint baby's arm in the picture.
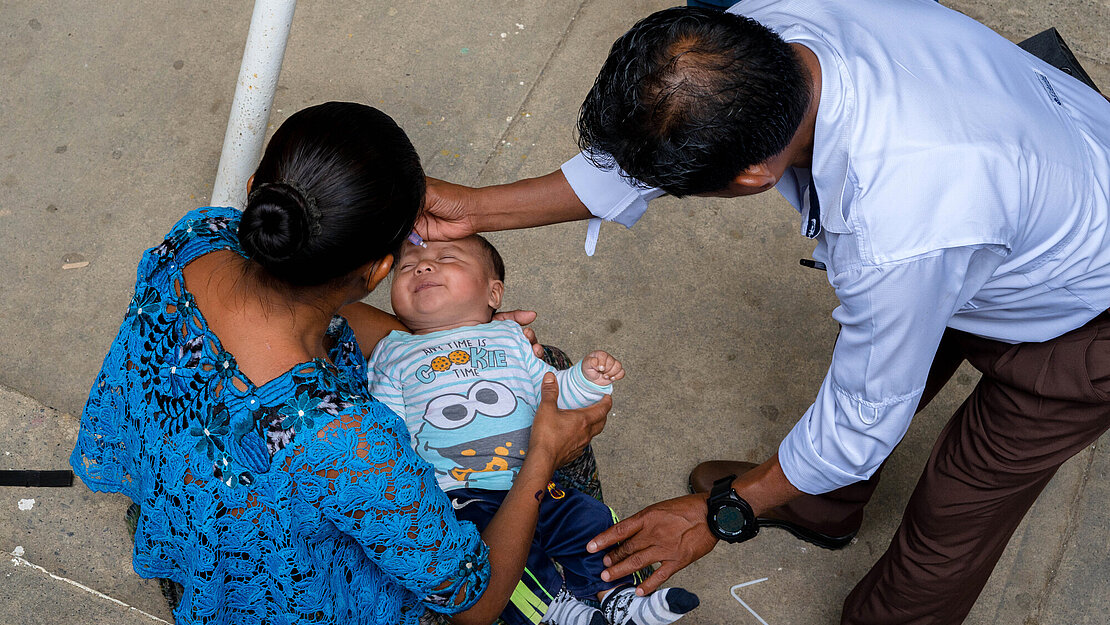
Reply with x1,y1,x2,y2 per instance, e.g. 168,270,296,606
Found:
514,324,618,409
366,347,408,422
551,356,615,410
367,370,407,421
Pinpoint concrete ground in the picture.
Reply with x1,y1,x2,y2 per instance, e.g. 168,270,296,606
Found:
1,0,1107,623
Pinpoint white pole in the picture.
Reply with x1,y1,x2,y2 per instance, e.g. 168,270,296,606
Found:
211,0,298,209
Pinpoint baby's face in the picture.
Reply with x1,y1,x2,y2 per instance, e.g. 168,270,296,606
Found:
390,239,503,334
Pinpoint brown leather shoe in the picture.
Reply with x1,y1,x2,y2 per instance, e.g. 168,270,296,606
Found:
689,460,859,550
689,460,760,493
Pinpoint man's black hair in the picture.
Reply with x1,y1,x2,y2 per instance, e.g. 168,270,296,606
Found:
577,7,811,196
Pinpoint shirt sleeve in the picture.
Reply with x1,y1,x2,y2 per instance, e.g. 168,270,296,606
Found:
293,402,490,614
367,364,407,424
778,245,1004,494
561,152,665,255
552,363,612,410
514,332,610,409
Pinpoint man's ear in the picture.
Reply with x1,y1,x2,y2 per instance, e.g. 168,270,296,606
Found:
731,162,779,193
364,255,394,292
488,280,505,310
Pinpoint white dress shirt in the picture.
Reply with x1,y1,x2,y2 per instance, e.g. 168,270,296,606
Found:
561,0,1110,494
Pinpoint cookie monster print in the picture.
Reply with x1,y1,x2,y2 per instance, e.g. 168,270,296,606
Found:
414,380,535,489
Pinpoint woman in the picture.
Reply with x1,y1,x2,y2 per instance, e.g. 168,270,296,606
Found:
70,102,608,625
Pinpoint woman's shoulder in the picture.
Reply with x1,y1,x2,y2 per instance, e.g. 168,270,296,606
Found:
144,207,244,273
325,316,370,394
284,368,417,470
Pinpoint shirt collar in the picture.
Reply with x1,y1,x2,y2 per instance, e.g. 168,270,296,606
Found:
774,31,854,236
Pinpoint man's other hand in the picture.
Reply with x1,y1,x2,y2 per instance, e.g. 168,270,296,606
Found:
587,493,719,595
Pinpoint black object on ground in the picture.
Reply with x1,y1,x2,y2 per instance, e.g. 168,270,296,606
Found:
0,469,74,487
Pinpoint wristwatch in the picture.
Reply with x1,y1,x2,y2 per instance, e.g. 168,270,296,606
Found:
705,474,759,543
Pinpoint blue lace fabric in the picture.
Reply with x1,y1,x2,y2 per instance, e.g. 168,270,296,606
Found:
71,207,490,625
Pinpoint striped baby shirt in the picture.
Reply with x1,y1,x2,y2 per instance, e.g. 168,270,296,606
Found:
367,320,610,492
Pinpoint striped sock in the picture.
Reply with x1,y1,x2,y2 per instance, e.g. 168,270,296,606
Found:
600,587,700,625
540,587,606,625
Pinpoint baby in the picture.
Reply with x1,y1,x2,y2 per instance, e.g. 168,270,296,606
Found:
367,236,698,625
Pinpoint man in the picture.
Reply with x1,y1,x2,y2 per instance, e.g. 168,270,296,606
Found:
418,1,1110,623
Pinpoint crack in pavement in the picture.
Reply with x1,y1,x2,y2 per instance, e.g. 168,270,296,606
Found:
7,549,171,624
1029,438,1100,623
476,0,592,180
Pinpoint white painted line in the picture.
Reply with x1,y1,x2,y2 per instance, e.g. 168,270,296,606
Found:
730,577,771,625
8,550,171,623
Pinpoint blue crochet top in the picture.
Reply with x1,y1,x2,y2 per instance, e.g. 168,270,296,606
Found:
71,207,490,625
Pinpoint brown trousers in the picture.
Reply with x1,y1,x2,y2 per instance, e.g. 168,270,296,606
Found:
783,311,1110,624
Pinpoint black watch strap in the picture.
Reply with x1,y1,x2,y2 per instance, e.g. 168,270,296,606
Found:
706,474,759,543
709,475,737,499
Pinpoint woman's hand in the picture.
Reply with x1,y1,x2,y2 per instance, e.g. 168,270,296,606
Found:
492,309,543,358
529,372,610,469
417,177,481,241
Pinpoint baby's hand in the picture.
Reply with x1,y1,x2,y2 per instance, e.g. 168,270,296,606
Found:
582,351,624,385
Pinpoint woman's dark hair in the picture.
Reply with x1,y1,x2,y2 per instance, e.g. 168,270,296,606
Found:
577,7,811,196
238,102,424,286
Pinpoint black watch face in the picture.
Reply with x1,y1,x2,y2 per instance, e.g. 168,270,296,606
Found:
714,505,747,536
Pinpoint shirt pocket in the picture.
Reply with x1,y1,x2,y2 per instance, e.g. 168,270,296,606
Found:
824,231,864,282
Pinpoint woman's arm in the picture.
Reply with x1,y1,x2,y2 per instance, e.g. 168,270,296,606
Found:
341,302,541,357
451,373,610,625
339,302,407,353
295,372,608,621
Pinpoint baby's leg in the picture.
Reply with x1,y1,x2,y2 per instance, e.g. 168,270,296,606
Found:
533,489,699,625
598,587,699,625
532,488,631,598
542,588,606,625
450,488,603,625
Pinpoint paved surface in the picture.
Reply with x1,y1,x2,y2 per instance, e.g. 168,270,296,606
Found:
1,1,1107,623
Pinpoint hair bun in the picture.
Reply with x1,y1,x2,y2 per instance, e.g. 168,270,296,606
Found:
238,182,318,269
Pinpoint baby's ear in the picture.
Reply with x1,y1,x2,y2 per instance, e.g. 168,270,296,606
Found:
488,280,504,310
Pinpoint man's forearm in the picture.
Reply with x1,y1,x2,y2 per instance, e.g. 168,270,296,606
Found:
732,453,803,517
473,170,593,232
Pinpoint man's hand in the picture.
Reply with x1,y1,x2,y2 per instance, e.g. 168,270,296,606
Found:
587,493,719,595
417,177,481,241
582,350,624,384
418,171,593,241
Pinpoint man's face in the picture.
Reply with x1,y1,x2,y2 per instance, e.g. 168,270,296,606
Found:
390,239,503,332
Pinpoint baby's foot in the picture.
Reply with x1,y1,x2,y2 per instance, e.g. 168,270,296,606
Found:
540,587,606,625
600,586,699,625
